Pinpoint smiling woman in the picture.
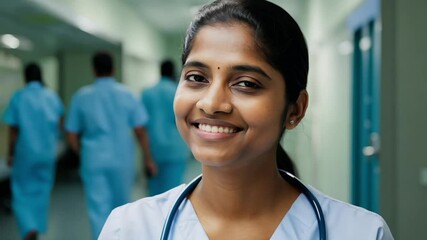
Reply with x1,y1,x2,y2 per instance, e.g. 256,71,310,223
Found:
99,1,394,239
174,23,293,167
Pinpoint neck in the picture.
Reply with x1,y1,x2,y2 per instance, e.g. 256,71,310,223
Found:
190,164,299,219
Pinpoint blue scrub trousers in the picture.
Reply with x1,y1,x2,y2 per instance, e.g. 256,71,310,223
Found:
12,159,55,238
81,166,134,240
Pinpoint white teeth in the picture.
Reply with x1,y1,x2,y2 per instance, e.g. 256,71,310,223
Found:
199,124,237,133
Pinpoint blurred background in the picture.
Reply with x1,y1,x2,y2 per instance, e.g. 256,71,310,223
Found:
0,0,425,239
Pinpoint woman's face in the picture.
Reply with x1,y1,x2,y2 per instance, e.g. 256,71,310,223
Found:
174,23,287,169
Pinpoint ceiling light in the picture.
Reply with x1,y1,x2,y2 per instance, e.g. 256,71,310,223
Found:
76,16,98,34
1,34,20,49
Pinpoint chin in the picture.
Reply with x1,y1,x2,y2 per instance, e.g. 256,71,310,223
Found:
192,149,241,168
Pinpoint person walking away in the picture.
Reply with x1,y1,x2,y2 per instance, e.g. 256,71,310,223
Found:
141,60,190,196
65,51,154,240
3,63,64,240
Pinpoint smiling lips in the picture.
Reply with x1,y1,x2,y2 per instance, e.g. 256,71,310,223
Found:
197,123,239,134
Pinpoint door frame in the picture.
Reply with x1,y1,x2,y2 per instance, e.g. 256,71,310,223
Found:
348,0,381,212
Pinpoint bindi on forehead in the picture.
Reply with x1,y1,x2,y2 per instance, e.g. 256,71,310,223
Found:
217,66,220,70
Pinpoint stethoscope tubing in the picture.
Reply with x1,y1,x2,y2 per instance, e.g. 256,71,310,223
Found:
160,174,202,240
278,170,327,240
160,170,326,240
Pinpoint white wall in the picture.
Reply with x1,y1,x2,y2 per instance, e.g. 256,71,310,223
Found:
0,52,22,159
39,56,59,92
284,0,363,203
31,0,167,95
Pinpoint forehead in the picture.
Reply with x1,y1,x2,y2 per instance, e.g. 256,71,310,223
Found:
188,22,266,64
186,22,285,83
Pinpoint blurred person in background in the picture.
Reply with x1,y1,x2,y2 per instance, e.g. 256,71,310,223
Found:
3,62,64,240
65,51,154,240
141,59,190,196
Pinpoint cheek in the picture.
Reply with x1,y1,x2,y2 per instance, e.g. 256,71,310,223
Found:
173,88,194,138
173,88,184,119
241,95,284,128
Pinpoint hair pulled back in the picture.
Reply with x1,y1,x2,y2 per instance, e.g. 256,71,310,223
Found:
182,0,309,104
182,0,309,175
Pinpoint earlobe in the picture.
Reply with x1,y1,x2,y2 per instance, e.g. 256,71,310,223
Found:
285,90,309,129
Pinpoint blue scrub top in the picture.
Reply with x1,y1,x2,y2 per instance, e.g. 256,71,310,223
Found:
66,77,148,171
141,77,189,162
99,184,394,240
3,81,63,162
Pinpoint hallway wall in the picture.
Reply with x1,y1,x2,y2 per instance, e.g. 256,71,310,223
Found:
284,0,363,203
0,55,22,160
381,0,427,238
30,0,168,98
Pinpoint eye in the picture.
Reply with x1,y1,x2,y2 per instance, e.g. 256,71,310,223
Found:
234,80,261,89
186,74,207,83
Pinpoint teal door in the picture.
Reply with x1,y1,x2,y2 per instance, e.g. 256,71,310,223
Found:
350,0,381,213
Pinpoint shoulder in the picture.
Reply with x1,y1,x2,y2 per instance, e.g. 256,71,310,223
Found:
162,79,178,90
7,89,26,106
110,81,131,93
112,82,138,100
118,184,184,216
43,88,61,99
141,83,160,101
150,79,176,91
114,82,129,91
13,87,27,97
73,85,94,98
66,86,94,110
100,185,186,239
311,187,394,239
142,82,160,94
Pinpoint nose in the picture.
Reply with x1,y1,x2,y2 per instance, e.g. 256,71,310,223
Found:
196,82,232,115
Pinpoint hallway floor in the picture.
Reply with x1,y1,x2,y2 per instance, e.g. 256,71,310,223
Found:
0,158,201,240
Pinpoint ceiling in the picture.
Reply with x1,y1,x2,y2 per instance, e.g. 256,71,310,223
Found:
0,0,118,60
0,0,306,60
124,0,306,34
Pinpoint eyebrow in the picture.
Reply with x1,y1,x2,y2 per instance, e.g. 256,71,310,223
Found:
183,61,209,69
232,65,272,80
183,61,272,80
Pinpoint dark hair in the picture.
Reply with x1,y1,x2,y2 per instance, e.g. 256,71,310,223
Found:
161,59,176,80
24,62,43,84
182,0,309,175
93,51,113,76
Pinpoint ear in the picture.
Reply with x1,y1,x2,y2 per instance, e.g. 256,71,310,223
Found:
285,90,309,129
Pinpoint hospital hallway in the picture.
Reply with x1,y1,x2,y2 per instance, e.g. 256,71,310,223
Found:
0,158,201,240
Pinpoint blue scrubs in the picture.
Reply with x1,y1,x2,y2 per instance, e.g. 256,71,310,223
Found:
65,77,148,239
141,77,190,196
99,184,394,240
3,82,63,238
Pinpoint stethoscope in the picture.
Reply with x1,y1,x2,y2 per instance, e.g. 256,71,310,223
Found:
160,169,326,240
